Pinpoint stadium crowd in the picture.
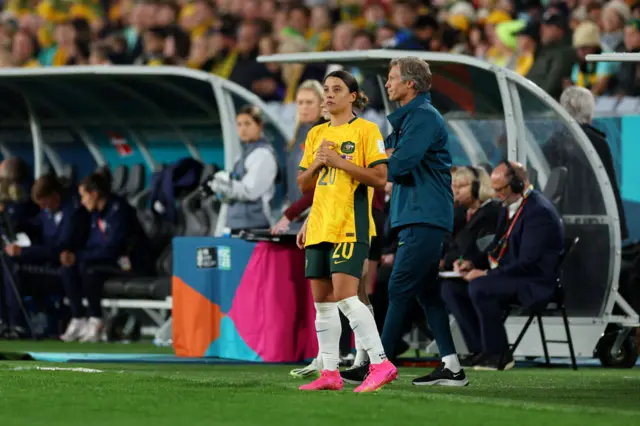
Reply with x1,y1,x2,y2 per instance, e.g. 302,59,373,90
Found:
1,0,640,100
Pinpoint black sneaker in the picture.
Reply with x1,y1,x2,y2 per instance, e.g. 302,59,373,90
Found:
340,361,369,385
412,362,469,386
460,352,484,367
473,352,515,371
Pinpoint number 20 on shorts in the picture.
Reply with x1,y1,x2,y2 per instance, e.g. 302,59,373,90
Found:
318,167,337,186
332,242,354,260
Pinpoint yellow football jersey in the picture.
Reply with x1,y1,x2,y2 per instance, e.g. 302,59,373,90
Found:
299,117,388,247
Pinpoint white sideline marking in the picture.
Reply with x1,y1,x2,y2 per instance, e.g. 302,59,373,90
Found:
12,366,105,373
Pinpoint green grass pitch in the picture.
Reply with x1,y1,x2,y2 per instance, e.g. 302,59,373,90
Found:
0,341,638,426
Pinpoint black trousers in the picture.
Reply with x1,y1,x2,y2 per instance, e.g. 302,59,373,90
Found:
441,275,554,355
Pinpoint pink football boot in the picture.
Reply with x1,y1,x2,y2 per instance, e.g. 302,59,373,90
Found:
354,360,398,393
299,370,344,391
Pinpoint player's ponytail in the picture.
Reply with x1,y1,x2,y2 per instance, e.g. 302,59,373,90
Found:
353,90,369,111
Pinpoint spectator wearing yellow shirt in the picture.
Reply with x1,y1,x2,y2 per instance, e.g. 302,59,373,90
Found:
514,20,539,76
493,19,536,74
483,9,513,63
38,20,76,66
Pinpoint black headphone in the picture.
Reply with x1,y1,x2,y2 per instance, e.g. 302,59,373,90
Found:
466,166,480,200
502,160,525,194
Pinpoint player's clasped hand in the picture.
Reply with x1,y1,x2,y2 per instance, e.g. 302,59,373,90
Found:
317,139,343,168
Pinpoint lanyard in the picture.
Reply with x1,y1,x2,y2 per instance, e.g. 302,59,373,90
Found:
489,192,530,265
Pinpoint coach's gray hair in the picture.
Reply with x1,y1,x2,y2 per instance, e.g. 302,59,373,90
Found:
389,57,432,92
560,86,596,124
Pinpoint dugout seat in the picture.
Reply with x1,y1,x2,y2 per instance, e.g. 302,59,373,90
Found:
123,163,146,200
112,165,129,195
542,167,568,210
504,237,579,370
103,245,172,301
58,164,75,188
177,164,217,236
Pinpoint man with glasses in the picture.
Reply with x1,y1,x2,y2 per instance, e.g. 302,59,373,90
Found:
443,161,564,371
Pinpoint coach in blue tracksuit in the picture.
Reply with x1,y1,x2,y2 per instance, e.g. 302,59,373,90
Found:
342,57,467,387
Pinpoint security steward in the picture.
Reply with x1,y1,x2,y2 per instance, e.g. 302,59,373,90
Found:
59,172,152,343
1,174,89,338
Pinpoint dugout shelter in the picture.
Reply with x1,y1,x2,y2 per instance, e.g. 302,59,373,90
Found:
259,50,640,366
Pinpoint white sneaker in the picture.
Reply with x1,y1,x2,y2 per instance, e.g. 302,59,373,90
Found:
290,358,321,379
61,318,87,342
79,317,104,343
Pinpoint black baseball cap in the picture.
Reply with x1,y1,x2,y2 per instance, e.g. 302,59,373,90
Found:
516,20,540,42
542,11,567,29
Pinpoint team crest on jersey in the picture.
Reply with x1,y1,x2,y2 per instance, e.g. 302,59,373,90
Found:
341,141,356,154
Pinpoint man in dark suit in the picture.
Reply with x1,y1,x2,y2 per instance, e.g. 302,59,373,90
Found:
441,161,564,370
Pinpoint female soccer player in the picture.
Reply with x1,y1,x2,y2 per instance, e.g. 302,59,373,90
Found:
296,70,397,392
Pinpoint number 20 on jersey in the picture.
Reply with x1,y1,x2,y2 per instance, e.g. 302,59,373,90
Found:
318,167,337,186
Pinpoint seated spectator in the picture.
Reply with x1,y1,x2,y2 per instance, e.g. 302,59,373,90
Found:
567,21,618,95
1,174,88,338
441,161,564,370
204,105,279,233
442,166,502,272
59,172,152,342
525,11,576,99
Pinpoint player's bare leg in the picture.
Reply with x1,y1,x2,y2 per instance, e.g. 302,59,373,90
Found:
299,280,344,391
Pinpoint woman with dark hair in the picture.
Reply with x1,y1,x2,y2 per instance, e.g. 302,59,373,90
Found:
59,172,151,343
205,105,279,233
295,70,395,392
